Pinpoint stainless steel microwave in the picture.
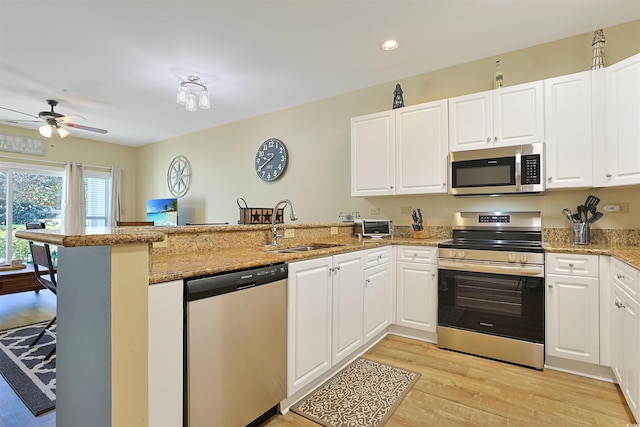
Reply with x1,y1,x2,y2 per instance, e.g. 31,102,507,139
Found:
448,143,544,196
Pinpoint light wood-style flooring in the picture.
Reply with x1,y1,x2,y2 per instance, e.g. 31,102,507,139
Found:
0,290,56,427
0,291,635,426
264,334,635,426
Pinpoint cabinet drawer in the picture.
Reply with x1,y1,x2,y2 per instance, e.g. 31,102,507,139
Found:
545,253,599,277
397,246,437,264
364,246,392,268
612,258,638,300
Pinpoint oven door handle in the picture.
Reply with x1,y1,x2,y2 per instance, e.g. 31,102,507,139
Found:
438,259,544,277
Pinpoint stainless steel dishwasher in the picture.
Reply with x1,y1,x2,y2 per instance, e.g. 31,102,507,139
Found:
184,263,288,427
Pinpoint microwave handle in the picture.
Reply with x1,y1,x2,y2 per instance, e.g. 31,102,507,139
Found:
515,147,522,192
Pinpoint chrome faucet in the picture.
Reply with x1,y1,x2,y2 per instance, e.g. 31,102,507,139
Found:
270,199,298,245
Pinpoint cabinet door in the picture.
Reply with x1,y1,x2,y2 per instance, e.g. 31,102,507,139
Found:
363,262,393,342
612,284,640,420
546,274,599,364
544,71,593,188
602,53,640,187
148,280,183,427
395,100,448,194
287,257,333,395
448,90,493,151
493,81,544,147
351,111,395,196
396,262,438,332
332,251,364,365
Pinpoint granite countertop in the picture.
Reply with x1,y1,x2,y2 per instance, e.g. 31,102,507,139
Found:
15,226,165,247
544,242,640,271
150,236,444,283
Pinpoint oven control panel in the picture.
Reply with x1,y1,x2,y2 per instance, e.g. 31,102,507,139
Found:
478,214,510,223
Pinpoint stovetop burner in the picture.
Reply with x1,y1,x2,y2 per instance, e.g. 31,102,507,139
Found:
438,211,543,254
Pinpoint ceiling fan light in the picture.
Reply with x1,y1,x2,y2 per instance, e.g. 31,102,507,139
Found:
39,124,53,138
185,91,197,112
57,126,71,138
176,85,188,105
198,90,210,109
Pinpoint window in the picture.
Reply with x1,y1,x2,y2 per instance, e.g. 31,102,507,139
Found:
0,162,111,264
85,172,111,227
0,165,63,264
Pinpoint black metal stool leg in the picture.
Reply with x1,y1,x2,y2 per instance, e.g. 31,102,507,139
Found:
31,316,56,346
45,346,56,360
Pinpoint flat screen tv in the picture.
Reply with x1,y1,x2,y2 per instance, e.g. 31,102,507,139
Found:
146,198,178,226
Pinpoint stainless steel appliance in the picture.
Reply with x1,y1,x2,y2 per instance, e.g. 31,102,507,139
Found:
448,143,544,196
184,264,288,427
437,211,545,369
360,219,393,238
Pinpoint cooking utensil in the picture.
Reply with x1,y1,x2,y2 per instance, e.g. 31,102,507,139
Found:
585,195,600,208
417,208,423,230
562,208,576,223
587,212,603,224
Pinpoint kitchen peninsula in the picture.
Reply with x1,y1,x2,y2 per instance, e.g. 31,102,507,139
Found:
16,223,640,426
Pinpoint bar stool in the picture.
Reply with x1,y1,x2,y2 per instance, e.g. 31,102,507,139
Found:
28,241,57,360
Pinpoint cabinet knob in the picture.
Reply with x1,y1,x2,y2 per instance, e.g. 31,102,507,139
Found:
547,176,552,182
568,263,574,268
606,173,612,178
548,284,553,289
486,137,491,143
494,136,498,142
413,253,417,257
335,266,340,271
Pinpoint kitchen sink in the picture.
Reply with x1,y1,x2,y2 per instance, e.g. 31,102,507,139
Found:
266,243,342,253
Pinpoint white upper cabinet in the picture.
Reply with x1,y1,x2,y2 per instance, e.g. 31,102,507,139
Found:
449,81,544,152
351,100,448,196
593,53,640,187
351,111,395,196
448,90,493,151
544,71,593,189
395,100,449,194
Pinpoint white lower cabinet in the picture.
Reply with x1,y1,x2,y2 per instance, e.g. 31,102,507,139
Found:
545,253,600,364
288,247,392,397
332,251,366,365
148,280,183,427
287,257,333,396
396,246,438,332
611,258,640,421
363,260,393,342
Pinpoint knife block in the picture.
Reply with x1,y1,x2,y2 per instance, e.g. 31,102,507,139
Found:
412,220,430,239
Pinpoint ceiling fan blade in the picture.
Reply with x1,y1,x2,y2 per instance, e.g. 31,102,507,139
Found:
59,115,87,124
0,119,42,124
0,106,40,120
63,122,108,134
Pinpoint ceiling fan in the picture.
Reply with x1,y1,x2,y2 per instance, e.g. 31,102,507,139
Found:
0,99,108,138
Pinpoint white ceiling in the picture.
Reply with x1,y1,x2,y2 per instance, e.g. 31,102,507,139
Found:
1,0,639,147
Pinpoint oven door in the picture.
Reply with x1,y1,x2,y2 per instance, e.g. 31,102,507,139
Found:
438,266,544,344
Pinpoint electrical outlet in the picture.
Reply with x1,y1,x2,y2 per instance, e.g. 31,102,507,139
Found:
152,236,167,248
330,227,338,235
370,208,380,215
604,202,629,213
284,229,295,238
400,206,412,214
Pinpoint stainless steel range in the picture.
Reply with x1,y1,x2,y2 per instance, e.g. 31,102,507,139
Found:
437,211,545,370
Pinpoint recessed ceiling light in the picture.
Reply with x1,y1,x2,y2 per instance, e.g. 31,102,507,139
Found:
380,40,399,51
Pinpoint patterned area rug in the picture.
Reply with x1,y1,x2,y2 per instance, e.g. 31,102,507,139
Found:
291,358,420,427
0,321,56,415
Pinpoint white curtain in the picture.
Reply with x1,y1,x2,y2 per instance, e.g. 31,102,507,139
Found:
110,166,122,227
62,162,86,230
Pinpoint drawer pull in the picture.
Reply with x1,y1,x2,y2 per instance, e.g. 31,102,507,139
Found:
568,263,574,268
617,273,625,280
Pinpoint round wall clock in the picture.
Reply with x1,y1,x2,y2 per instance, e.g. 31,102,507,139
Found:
255,138,288,182
167,155,192,198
